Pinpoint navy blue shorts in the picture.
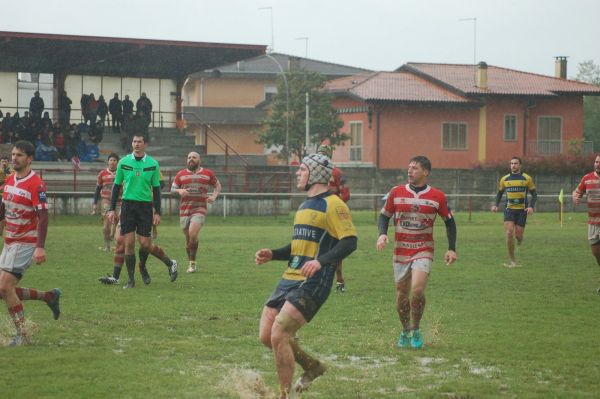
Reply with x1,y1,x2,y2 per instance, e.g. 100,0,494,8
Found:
503,208,528,227
265,265,336,322
120,200,153,237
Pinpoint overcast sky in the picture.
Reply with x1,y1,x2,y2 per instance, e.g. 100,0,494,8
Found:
2,0,598,77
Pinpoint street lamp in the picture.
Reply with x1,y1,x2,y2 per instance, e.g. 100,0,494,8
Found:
264,53,290,165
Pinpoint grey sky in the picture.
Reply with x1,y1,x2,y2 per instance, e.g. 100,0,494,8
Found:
2,0,598,77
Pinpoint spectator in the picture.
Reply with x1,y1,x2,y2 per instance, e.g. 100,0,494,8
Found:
97,95,108,125
80,94,90,124
29,91,44,120
122,94,134,120
41,112,52,130
108,93,123,132
88,94,98,125
1,112,13,135
136,92,152,127
59,90,72,126
53,130,66,160
35,137,59,161
88,117,104,145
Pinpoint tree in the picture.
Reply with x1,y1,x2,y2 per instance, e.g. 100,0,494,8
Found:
258,70,347,161
574,60,600,152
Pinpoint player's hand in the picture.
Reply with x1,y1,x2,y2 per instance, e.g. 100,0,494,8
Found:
301,259,322,278
91,204,97,215
376,234,388,250
107,210,116,224
153,213,161,226
207,196,217,204
444,250,457,265
490,205,498,212
526,207,534,215
33,247,46,264
572,191,581,205
176,188,189,197
255,249,273,265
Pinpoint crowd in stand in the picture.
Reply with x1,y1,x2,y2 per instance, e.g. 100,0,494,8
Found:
0,91,154,162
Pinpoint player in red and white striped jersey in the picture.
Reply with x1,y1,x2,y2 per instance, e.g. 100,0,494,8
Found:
573,154,600,294
0,141,61,346
92,153,120,251
377,155,457,349
171,152,221,273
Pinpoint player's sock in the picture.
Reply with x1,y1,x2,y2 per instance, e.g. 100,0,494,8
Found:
125,254,136,282
138,248,150,269
8,303,27,337
113,265,122,280
104,239,111,251
15,287,46,301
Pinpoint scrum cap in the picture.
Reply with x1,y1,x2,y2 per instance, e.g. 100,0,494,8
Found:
302,153,333,186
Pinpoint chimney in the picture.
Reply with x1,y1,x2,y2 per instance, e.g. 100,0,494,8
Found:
555,56,567,79
477,61,488,89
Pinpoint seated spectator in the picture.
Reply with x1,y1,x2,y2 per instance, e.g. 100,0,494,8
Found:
41,111,52,129
88,121,103,144
35,137,59,161
53,130,66,160
0,112,12,134
65,124,81,160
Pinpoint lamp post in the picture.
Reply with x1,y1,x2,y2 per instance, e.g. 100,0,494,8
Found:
264,53,290,165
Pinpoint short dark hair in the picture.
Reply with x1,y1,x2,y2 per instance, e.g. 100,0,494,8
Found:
511,156,522,164
409,155,431,172
132,134,146,143
14,140,35,157
108,153,120,161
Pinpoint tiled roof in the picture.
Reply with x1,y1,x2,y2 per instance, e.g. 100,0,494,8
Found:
325,71,476,103
189,52,370,79
402,63,600,96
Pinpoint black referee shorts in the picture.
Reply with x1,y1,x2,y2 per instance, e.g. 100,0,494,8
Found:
120,200,153,237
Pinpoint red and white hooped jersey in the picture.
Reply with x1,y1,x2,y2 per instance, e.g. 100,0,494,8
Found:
97,168,120,203
576,171,600,225
172,168,219,217
382,184,452,264
2,171,47,246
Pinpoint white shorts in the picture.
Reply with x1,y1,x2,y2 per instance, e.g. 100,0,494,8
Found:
180,214,206,229
0,243,36,276
393,258,433,283
588,224,600,245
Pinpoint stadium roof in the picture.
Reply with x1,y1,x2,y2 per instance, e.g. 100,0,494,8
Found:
0,31,266,80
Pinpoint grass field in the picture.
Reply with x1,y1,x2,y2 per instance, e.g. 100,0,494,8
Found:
0,211,599,398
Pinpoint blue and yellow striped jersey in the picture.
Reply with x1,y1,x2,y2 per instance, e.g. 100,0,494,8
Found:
282,192,357,281
497,172,536,210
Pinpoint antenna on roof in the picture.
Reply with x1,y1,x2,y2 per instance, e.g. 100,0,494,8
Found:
259,7,275,52
459,17,477,85
296,37,308,58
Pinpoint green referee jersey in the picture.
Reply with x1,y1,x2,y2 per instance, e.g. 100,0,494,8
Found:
114,153,161,202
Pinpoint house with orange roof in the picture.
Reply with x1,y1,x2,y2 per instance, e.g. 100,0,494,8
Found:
325,58,600,169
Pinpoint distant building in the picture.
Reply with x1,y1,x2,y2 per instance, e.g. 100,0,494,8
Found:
183,53,370,163
324,58,600,169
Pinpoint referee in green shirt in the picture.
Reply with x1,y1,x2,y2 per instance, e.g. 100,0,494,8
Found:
108,134,177,288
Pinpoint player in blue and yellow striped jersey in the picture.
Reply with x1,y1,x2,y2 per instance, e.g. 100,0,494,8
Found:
491,156,537,267
255,153,357,398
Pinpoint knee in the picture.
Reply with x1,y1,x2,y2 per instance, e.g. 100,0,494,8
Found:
259,330,272,348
